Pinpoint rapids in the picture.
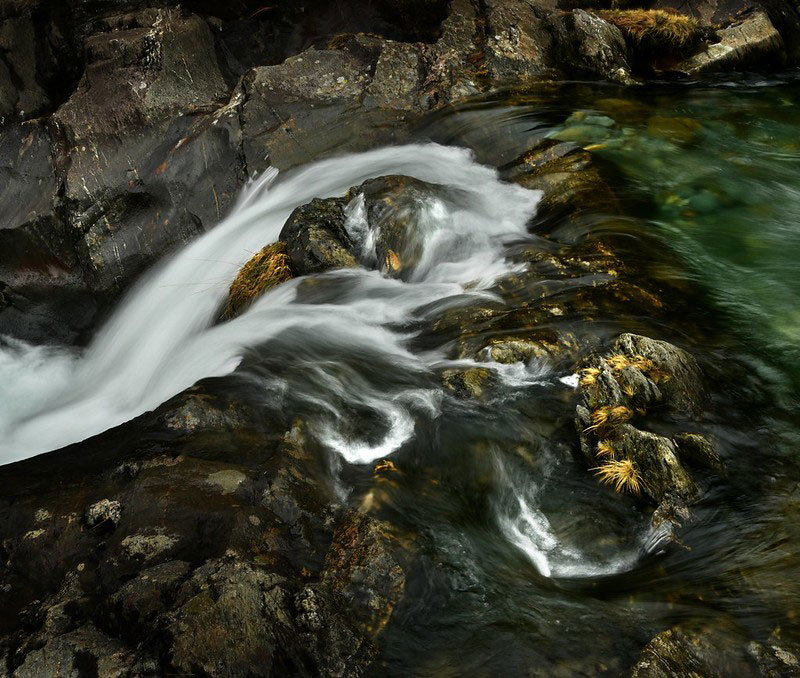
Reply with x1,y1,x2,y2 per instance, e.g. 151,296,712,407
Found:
0,144,541,463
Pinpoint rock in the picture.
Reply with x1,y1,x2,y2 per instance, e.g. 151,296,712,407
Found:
678,11,786,73
107,560,190,633
0,2,79,123
350,175,457,278
241,46,409,172
613,333,707,417
575,334,716,530
83,499,122,529
167,558,291,676
13,624,136,678
673,432,725,472
612,424,699,504
279,198,359,276
548,9,638,85
322,511,408,636
631,624,800,677
120,531,179,562
500,138,619,225
443,367,492,399
49,8,242,296
482,0,553,81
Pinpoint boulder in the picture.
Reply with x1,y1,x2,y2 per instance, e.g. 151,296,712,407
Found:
279,198,358,276
678,10,786,73
548,9,638,85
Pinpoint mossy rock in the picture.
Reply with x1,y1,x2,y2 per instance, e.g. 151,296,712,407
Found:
224,242,293,319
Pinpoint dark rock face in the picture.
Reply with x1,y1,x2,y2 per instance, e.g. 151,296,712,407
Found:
279,198,358,276
0,387,412,676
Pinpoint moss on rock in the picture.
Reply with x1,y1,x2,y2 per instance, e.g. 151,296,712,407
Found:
224,241,293,319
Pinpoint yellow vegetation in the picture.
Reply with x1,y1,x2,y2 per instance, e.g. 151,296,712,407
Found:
606,353,655,373
224,241,293,319
593,458,643,495
579,367,601,388
595,9,701,53
596,440,617,458
585,405,633,432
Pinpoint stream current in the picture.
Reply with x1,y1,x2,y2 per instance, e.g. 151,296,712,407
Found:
2,74,800,673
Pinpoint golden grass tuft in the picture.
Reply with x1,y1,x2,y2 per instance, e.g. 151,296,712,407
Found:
595,9,701,52
585,405,633,432
224,241,293,319
579,367,601,388
592,458,643,495
596,440,617,459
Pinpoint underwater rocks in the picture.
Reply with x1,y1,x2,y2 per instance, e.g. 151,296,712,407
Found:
575,334,719,532
0,388,412,676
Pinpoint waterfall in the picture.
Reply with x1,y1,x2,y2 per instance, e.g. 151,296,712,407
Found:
0,143,540,464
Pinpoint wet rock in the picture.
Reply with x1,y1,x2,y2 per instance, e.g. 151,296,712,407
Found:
350,175,457,278
612,424,699,504
678,10,786,73
614,333,707,417
107,560,190,633
548,9,638,85
279,198,358,276
167,557,291,676
673,432,725,472
83,499,122,529
365,41,426,111
323,510,409,636
241,46,410,172
501,138,620,225
49,8,242,297
630,624,800,677
160,387,251,434
575,334,716,531
443,367,493,399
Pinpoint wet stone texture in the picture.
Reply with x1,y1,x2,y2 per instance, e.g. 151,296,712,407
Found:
0,388,413,676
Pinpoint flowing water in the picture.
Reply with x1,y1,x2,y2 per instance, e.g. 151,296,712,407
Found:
3,73,800,673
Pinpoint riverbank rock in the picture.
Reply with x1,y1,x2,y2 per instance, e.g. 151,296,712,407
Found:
0,386,413,676
678,10,786,74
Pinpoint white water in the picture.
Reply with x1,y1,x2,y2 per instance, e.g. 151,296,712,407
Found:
0,144,541,465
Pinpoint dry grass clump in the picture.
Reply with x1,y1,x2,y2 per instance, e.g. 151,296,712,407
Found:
593,458,643,495
585,405,633,432
224,241,293,319
606,353,655,373
595,9,701,53
579,367,601,388
596,440,617,459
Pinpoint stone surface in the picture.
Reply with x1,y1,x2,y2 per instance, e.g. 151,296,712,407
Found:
279,198,358,276
679,11,786,74
549,9,638,85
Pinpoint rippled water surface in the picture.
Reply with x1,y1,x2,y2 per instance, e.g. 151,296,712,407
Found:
3,73,800,674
